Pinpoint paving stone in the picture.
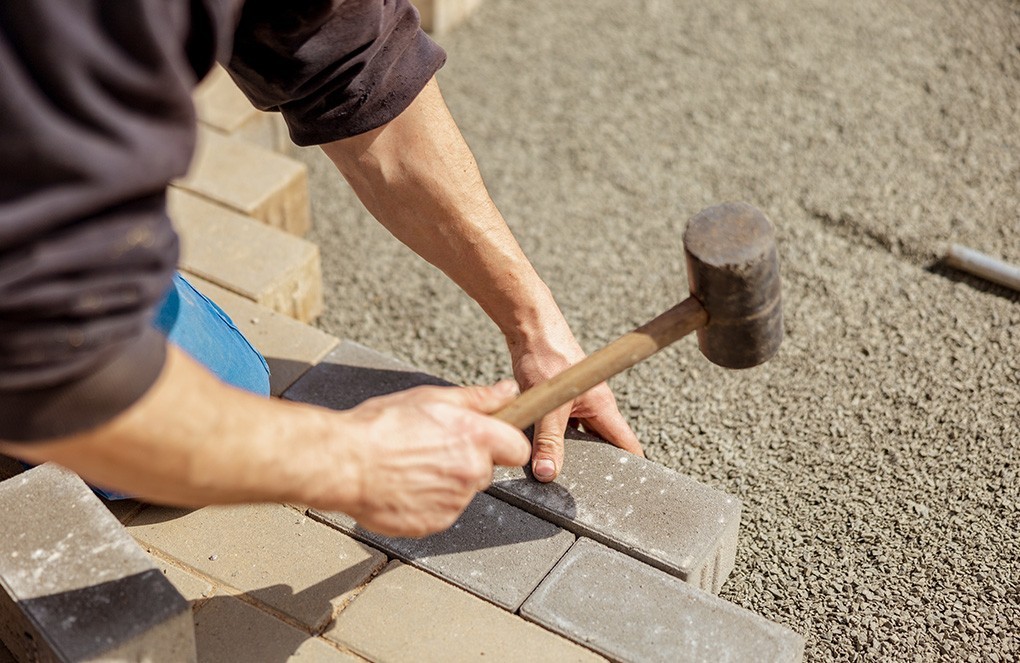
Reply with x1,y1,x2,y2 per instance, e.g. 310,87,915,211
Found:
185,275,339,395
284,341,742,593
310,491,574,611
127,503,386,633
170,189,323,322
490,429,741,593
282,340,452,410
155,561,215,604
194,596,361,663
0,465,196,662
521,538,804,663
174,127,310,235
412,0,484,34
326,561,603,662
193,67,292,154
193,66,259,134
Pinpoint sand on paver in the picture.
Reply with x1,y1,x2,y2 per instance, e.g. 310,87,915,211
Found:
299,1,1019,660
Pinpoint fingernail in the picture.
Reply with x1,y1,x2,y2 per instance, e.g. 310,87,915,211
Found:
533,459,556,481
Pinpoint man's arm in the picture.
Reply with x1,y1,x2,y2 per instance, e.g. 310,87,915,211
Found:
0,345,530,538
321,78,644,482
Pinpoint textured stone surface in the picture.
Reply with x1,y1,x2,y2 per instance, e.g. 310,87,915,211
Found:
311,491,574,611
282,340,452,410
186,276,339,395
170,189,323,322
0,465,195,662
326,561,603,662
174,127,310,235
490,429,741,593
127,504,386,633
521,539,804,663
194,597,361,662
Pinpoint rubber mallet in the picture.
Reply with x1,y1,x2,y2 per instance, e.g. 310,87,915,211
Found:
494,202,783,430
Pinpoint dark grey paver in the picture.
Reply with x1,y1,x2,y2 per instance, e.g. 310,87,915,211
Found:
0,465,195,662
282,340,453,409
521,538,804,663
310,491,575,611
490,429,741,593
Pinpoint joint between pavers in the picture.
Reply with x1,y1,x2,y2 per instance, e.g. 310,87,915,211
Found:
135,541,329,637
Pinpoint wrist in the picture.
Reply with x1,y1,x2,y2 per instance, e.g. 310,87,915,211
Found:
278,405,366,513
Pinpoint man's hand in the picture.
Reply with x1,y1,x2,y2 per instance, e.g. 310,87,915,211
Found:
333,381,530,537
509,323,644,483
322,77,643,487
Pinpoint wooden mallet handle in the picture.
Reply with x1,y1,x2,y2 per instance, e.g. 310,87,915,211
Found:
493,297,708,430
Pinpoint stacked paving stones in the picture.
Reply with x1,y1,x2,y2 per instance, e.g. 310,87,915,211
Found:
0,57,805,661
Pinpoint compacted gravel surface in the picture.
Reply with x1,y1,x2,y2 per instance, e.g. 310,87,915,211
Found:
300,1,1019,659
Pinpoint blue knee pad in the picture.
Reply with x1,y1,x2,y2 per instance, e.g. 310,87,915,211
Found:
154,274,271,397
95,273,271,499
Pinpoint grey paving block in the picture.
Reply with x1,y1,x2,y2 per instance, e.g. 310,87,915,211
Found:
490,429,741,593
310,491,574,611
282,340,453,409
521,538,804,663
0,465,196,662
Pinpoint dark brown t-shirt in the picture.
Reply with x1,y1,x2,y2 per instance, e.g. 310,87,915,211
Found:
0,0,445,440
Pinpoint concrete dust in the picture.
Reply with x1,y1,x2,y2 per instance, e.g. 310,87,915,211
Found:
301,0,1020,659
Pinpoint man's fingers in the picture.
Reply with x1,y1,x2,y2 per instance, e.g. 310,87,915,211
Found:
531,403,571,482
484,422,531,468
423,380,520,413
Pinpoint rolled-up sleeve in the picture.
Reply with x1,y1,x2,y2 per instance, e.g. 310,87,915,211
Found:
0,1,203,441
226,0,446,145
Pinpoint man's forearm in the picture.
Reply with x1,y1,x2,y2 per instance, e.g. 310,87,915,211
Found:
0,346,358,509
321,78,571,351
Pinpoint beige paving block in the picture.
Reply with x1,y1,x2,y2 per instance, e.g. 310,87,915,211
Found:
184,276,338,396
412,0,483,34
127,504,387,633
193,66,259,134
156,560,216,604
195,596,361,663
326,562,604,662
194,66,293,154
169,189,323,322
175,127,310,235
